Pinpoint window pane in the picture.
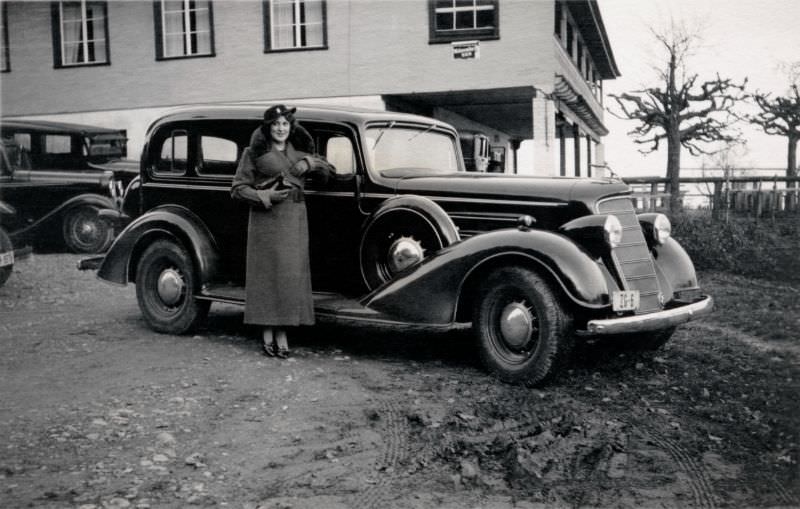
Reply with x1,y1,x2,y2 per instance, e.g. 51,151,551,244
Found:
45,135,72,154
1,7,7,72
157,131,187,174
455,10,473,29
475,8,494,28
304,0,323,24
455,0,473,8
194,31,211,54
435,12,453,30
435,0,453,9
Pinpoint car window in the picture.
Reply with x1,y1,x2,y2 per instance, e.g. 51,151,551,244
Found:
324,135,355,176
155,130,188,176
13,133,31,151
197,135,238,176
44,134,72,154
365,125,459,174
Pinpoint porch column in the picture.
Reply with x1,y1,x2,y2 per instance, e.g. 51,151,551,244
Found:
532,94,556,176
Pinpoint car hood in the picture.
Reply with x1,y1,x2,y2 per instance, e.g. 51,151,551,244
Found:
385,170,631,208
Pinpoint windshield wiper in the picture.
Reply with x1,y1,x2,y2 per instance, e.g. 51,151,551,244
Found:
372,121,396,149
407,124,435,142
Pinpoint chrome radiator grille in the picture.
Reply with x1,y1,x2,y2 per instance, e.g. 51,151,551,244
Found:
597,197,662,314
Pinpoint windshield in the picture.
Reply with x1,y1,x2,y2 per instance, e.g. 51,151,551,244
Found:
365,124,460,174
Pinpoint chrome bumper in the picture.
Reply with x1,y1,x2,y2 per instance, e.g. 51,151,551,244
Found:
583,296,714,335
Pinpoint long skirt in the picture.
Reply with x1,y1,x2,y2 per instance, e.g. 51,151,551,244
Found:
243,199,314,326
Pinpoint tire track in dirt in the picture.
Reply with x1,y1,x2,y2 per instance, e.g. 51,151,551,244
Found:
348,397,409,509
770,475,800,507
642,427,719,509
689,322,800,358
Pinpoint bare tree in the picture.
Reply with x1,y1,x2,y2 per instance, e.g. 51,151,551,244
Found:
610,21,746,211
746,62,800,179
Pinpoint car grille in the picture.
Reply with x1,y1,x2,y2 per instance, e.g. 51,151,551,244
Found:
597,197,662,314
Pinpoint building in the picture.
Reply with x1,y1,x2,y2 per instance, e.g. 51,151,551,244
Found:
0,0,619,176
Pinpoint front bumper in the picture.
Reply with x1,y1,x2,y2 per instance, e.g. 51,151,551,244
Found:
581,296,713,335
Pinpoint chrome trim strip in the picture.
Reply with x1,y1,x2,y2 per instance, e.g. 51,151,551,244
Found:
582,296,713,335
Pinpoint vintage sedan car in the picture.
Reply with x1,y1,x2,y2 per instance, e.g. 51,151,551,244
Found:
0,137,119,253
90,104,713,385
1,119,135,186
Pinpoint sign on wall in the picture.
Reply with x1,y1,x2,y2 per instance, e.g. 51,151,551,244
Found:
452,40,480,60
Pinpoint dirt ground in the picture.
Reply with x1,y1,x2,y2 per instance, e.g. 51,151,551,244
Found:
0,253,798,509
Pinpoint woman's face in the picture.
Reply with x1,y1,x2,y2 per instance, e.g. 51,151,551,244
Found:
269,116,291,144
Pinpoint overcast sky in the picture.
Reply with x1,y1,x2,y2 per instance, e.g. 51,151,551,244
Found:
599,0,800,177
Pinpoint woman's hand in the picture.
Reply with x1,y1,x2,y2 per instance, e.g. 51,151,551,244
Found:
266,187,290,204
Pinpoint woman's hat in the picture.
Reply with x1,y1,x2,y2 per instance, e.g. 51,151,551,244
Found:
264,104,296,123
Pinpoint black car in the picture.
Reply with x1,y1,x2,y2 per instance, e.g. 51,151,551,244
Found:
89,104,713,386
0,135,119,254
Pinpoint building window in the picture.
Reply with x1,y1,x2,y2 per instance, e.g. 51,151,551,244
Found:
1,3,9,72
264,0,327,52
154,0,214,60
429,0,499,43
51,1,110,68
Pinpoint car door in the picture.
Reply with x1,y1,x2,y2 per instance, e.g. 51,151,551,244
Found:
302,121,369,296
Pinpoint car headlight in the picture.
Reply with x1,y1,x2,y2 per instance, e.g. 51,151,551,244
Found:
603,215,623,248
652,213,671,245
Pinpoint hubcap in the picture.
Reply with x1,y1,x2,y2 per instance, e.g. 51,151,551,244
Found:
387,236,424,273
499,301,534,349
157,268,185,306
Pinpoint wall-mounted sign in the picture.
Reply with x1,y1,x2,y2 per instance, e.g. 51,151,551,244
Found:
452,40,480,60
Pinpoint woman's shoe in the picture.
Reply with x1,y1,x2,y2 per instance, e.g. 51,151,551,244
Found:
263,342,277,357
276,347,290,359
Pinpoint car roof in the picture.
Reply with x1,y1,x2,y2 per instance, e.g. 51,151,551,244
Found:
1,118,125,136
147,103,457,133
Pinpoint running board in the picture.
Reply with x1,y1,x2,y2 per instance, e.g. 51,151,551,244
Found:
198,284,464,331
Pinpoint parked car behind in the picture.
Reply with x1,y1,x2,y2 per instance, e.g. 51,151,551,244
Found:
86,104,713,386
0,135,120,254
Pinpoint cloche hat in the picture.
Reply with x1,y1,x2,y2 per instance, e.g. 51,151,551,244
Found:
263,104,296,123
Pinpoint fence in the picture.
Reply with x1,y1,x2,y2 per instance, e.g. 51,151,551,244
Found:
623,175,800,219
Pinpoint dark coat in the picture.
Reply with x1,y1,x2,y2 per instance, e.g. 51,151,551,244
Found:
231,132,331,326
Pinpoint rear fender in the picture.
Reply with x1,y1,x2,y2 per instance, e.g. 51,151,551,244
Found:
97,205,219,287
9,193,116,237
363,228,612,325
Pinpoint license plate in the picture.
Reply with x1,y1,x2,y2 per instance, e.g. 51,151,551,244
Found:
0,251,13,267
612,290,639,312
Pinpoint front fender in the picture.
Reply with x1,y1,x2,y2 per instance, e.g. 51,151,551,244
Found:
652,237,700,300
363,228,612,325
97,205,219,287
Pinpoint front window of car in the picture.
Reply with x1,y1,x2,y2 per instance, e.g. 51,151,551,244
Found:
365,124,460,174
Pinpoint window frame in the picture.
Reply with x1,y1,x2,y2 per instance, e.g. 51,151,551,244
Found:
153,0,216,61
428,0,499,44
262,0,328,54
1,3,9,72
51,0,111,69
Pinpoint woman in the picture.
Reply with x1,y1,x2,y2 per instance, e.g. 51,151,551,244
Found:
231,105,332,359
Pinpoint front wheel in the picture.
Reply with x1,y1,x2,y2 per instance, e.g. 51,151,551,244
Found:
473,266,573,386
62,206,114,253
135,239,210,334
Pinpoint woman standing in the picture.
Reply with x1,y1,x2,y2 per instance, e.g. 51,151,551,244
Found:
231,105,332,358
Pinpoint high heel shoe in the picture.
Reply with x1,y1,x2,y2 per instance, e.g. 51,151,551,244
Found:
262,342,277,357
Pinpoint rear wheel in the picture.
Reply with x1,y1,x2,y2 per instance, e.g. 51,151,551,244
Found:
135,239,209,334
473,266,573,386
62,206,114,253
0,228,13,287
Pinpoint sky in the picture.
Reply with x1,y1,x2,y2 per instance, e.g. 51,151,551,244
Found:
597,0,800,177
